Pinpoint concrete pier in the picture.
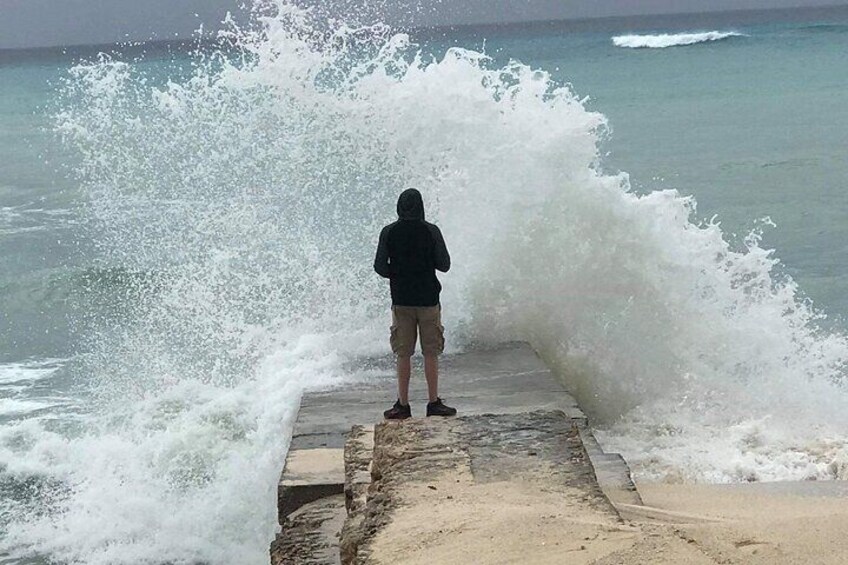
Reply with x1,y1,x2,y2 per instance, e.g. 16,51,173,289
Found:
270,342,640,564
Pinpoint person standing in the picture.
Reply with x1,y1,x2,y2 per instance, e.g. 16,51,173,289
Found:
374,188,456,420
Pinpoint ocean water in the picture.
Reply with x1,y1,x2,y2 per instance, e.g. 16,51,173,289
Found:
1,2,847,563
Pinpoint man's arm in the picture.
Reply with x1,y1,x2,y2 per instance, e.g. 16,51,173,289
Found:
374,225,392,278
431,224,451,273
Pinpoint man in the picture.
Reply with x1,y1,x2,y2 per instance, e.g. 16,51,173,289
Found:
374,188,456,420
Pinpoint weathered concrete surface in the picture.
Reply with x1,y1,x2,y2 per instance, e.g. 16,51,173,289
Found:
273,343,642,564
341,412,634,565
291,343,586,449
290,343,638,507
271,494,345,565
339,426,376,564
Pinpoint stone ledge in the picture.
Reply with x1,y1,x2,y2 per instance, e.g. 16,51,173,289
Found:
278,448,345,523
271,494,346,565
576,427,643,506
339,412,625,565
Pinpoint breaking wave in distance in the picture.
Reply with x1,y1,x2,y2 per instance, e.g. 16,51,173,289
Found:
613,31,745,49
1,1,847,563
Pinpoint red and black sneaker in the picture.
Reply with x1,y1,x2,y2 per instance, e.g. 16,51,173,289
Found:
426,398,457,417
384,400,412,420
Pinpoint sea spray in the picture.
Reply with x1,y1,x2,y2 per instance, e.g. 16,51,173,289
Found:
2,1,848,563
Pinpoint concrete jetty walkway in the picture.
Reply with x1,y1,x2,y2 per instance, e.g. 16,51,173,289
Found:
270,343,641,564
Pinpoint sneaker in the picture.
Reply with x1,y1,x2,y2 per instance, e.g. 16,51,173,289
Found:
426,398,457,417
384,400,412,420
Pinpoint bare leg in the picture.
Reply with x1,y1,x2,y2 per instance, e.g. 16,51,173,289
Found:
424,354,439,402
397,355,412,405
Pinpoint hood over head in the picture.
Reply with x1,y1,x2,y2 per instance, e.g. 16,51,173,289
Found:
396,188,425,221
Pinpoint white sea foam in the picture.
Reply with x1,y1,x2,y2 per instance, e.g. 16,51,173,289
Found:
613,31,745,49
1,2,846,563
0,360,65,385
0,398,65,416
0,362,70,420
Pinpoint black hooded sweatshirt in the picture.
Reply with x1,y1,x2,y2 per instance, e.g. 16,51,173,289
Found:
374,189,451,307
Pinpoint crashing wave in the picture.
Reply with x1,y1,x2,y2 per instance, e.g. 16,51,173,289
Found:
1,2,846,564
613,31,745,49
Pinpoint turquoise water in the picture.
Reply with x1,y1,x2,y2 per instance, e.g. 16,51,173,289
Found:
1,5,847,564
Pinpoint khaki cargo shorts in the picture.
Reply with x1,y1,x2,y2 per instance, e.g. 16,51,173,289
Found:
390,305,445,357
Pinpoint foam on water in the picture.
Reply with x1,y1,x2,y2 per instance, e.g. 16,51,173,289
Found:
2,2,848,563
0,399,59,417
0,361,64,385
612,31,745,48
0,361,69,422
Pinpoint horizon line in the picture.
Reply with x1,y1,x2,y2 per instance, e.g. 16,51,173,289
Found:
1,2,847,53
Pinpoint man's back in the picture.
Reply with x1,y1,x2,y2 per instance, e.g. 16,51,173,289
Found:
374,189,450,307
374,188,456,421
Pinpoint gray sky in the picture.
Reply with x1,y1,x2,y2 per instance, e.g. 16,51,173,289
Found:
1,0,847,49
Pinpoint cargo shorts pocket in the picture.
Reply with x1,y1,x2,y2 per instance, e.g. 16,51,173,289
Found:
420,320,445,356
390,324,416,356
389,325,401,355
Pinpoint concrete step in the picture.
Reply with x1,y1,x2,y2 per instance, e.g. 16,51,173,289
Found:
278,448,345,524
271,494,346,565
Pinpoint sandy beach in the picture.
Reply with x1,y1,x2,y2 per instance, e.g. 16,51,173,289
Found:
367,477,848,564
619,481,848,564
